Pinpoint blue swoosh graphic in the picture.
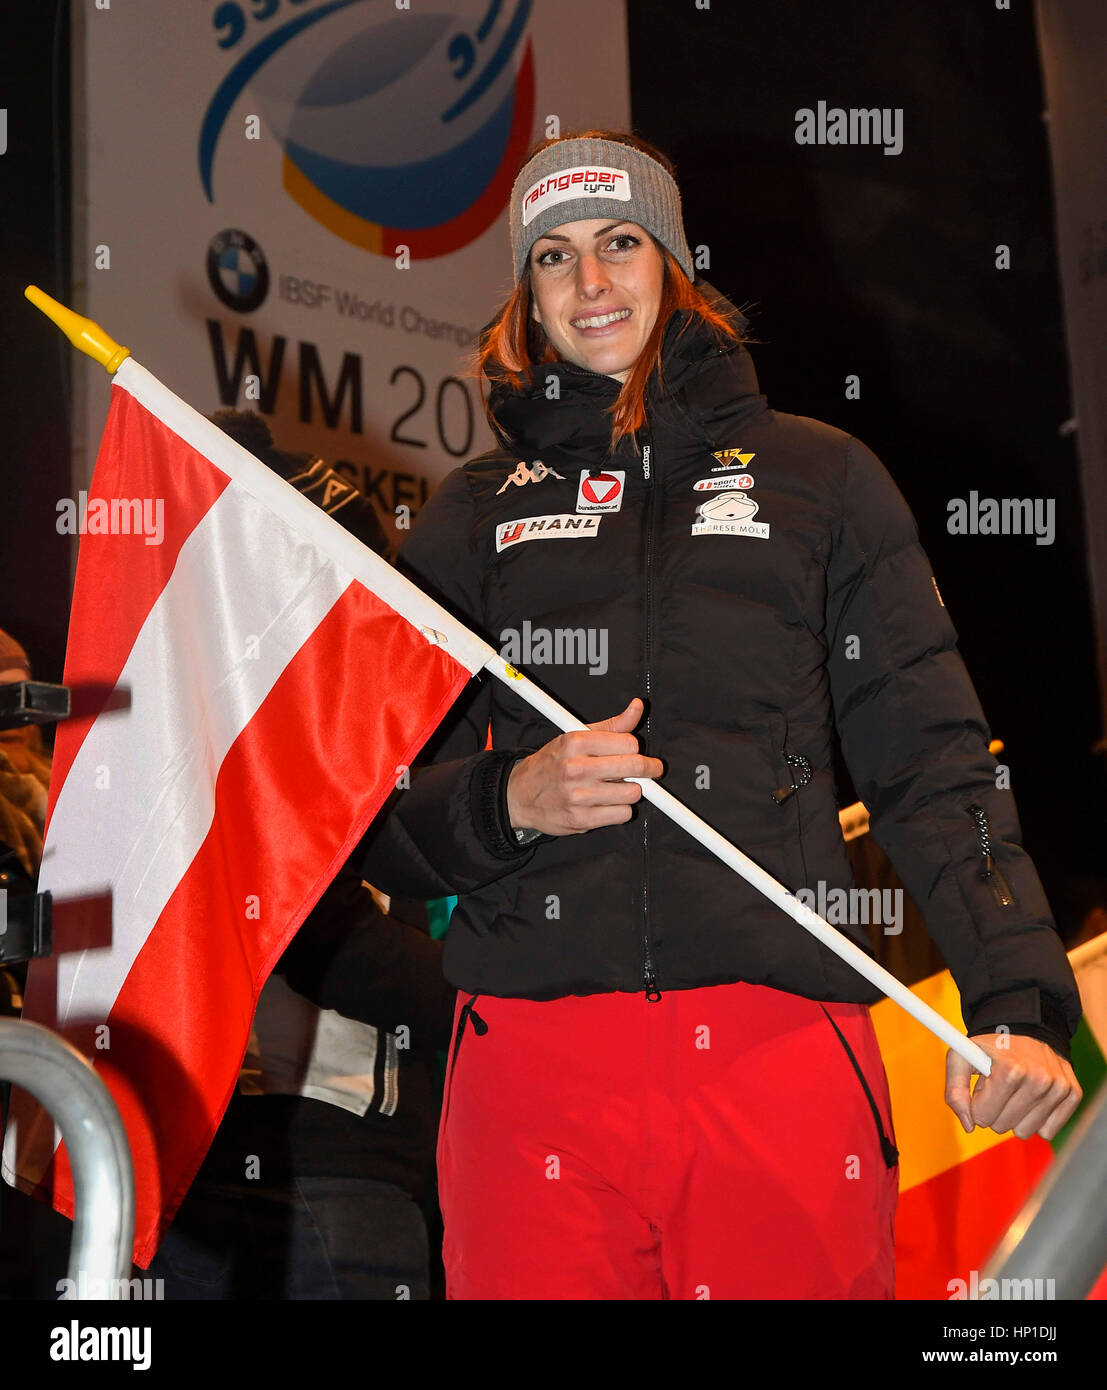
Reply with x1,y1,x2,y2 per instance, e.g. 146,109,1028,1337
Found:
297,14,452,108
284,75,515,226
441,0,531,123
198,0,366,201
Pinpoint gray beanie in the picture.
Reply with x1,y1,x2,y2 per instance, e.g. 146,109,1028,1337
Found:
509,136,694,284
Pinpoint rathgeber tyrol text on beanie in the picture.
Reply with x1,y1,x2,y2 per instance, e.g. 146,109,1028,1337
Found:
509,136,695,284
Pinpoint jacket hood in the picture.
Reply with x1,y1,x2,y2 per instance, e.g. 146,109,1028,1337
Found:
480,280,767,460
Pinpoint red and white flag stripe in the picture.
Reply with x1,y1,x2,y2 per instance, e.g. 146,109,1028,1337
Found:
2,357,492,1265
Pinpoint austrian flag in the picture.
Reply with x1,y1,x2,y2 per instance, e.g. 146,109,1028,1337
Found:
1,357,492,1266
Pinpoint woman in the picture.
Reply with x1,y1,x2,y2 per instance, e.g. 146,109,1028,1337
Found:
0,629,53,1019
364,130,1082,1299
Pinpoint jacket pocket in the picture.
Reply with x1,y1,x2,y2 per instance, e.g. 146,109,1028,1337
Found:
762,710,811,890
765,713,811,807
441,993,487,1130
966,804,1016,907
819,1004,899,1169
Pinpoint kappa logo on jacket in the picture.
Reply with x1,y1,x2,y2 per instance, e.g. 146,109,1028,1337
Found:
496,459,566,494
496,514,601,552
692,491,770,539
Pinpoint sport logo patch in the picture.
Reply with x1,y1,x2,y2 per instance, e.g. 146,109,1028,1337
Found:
496,459,565,494
576,470,625,513
692,491,770,539
496,513,601,552
694,474,754,492
521,167,631,226
711,447,755,472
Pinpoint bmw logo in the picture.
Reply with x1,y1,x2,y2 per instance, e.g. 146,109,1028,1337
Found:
206,229,269,313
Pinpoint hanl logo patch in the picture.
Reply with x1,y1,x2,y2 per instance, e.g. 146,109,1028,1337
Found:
496,514,601,552
576,470,625,513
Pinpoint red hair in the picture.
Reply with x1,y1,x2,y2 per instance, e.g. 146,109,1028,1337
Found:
470,130,747,458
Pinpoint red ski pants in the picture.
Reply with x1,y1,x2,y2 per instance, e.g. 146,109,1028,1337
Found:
437,980,899,1300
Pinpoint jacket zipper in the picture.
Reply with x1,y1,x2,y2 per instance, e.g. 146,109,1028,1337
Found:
966,804,1015,907
770,750,812,804
641,428,660,1001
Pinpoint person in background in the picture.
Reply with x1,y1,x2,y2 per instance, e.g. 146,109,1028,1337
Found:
0,628,52,1017
0,627,73,1294
208,409,391,556
143,847,456,1300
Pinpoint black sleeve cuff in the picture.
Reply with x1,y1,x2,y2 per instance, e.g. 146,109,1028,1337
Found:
470,749,553,859
965,991,1075,1064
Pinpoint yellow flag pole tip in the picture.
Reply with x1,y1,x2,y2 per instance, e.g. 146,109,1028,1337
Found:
24,284,131,374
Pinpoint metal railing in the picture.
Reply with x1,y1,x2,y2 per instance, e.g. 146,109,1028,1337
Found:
983,1080,1107,1300
0,1018,134,1296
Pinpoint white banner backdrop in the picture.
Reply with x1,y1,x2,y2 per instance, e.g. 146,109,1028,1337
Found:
71,0,629,531
1035,0,1107,739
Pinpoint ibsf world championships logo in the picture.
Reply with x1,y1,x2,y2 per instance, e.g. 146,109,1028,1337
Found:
198,0,536,259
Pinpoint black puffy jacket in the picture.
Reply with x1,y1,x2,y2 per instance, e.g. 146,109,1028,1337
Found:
362,283,1080,1058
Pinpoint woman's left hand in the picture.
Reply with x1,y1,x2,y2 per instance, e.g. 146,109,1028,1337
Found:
945,1034,1082,1140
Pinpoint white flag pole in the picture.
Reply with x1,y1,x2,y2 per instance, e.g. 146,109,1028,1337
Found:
485,653,993,1077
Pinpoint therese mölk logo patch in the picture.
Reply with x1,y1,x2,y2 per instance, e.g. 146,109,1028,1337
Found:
692,491,769,539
